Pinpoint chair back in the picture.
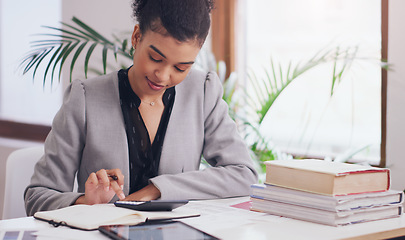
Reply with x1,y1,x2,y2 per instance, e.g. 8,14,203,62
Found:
2,146,43,219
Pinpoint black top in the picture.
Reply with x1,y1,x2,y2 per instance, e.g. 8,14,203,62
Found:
118,68,175,194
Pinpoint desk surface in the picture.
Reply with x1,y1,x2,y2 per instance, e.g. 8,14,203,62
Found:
1,197,405,240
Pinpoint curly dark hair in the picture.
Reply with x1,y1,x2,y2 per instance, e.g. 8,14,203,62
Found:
132,0,215,47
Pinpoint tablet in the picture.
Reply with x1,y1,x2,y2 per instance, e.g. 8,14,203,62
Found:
114,200,188,211
98,221,220,240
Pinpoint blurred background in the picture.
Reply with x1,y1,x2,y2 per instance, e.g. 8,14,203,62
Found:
0,0,404,218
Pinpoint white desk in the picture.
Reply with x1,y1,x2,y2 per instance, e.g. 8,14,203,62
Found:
1,197,405,240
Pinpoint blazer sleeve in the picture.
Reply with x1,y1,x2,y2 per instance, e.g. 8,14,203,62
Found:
24,79,86,216
150,71,258,199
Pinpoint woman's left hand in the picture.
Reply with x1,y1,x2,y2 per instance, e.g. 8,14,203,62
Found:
123,183,161,201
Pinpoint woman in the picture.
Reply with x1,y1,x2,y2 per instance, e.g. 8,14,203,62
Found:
25,0,257,216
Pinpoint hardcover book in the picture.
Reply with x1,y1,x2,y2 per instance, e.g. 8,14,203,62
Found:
250,197,402,226
251,184,403,212
265,159,390,196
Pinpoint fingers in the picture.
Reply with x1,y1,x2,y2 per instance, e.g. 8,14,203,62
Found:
106,169,125,200
96,169,110,192
106,169,125,188
110,180,125,200
85,172,99,189
84,172,101,205
83,169,125,205
91,168,125,199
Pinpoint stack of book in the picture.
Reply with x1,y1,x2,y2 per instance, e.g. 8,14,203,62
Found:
250,159,403,226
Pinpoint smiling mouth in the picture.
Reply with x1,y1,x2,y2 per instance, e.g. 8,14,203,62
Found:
146,77,165,91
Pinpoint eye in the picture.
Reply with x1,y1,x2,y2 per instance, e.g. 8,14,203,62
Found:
175,66,186,73
149,55,162,63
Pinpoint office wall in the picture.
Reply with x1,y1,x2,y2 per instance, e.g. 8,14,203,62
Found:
62,0,133,33
386,0,405,191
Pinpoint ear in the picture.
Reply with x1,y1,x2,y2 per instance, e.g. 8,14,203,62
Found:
131,25,142,48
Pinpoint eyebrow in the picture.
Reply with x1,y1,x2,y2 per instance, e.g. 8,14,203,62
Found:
150,45,166,58
149,45,195,65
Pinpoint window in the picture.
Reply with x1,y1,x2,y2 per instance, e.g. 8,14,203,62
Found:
0,0,62,126
239,0,382,165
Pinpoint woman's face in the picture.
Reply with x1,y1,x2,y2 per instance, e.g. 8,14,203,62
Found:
129,25,201,97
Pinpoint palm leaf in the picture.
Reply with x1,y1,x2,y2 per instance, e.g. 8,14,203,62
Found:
122,39,128,52
240,46,362,150
19,16,133,86
43,26,90,40
44,45,63,86
51,42,72,83
61,22,97,41
32,48,53,83
70,42,88,81
84,42,98,78
263,68,275,96
23,48,50,75
72,17,113,45
102,45,108,74
58,41,79,80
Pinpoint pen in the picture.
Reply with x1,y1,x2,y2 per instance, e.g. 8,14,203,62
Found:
108,174,118,181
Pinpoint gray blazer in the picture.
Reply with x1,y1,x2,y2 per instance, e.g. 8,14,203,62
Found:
24,68,258,216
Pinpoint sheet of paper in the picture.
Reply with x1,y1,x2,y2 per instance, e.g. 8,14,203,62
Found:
179,198,268,234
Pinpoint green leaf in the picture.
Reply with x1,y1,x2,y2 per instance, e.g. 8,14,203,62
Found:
22,53,40,75
20,54,36,73
285,61,292,84
36,33,79,41
70,41,88,82
122,39,128,52
43,45,63,86
331,49,339,96
32,48,53,80
270,58,278,91
241,85,260,113
60,22,97,41
250,73,266,103
30,41,65,48
263,68,274,96
84,42,98,78
43,25,89,41
130,46,135,57
72,17,113,45
102,45,108,74
113,45,118,61
58,41,79,81
23,48,48,74
52,42,72,84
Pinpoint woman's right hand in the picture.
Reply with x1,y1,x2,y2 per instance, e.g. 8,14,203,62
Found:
75,168,125,205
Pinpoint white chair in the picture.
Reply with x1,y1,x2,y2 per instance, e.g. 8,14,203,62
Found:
2,146,44,219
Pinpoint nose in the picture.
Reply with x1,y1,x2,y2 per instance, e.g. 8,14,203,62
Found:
155,66,170,82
